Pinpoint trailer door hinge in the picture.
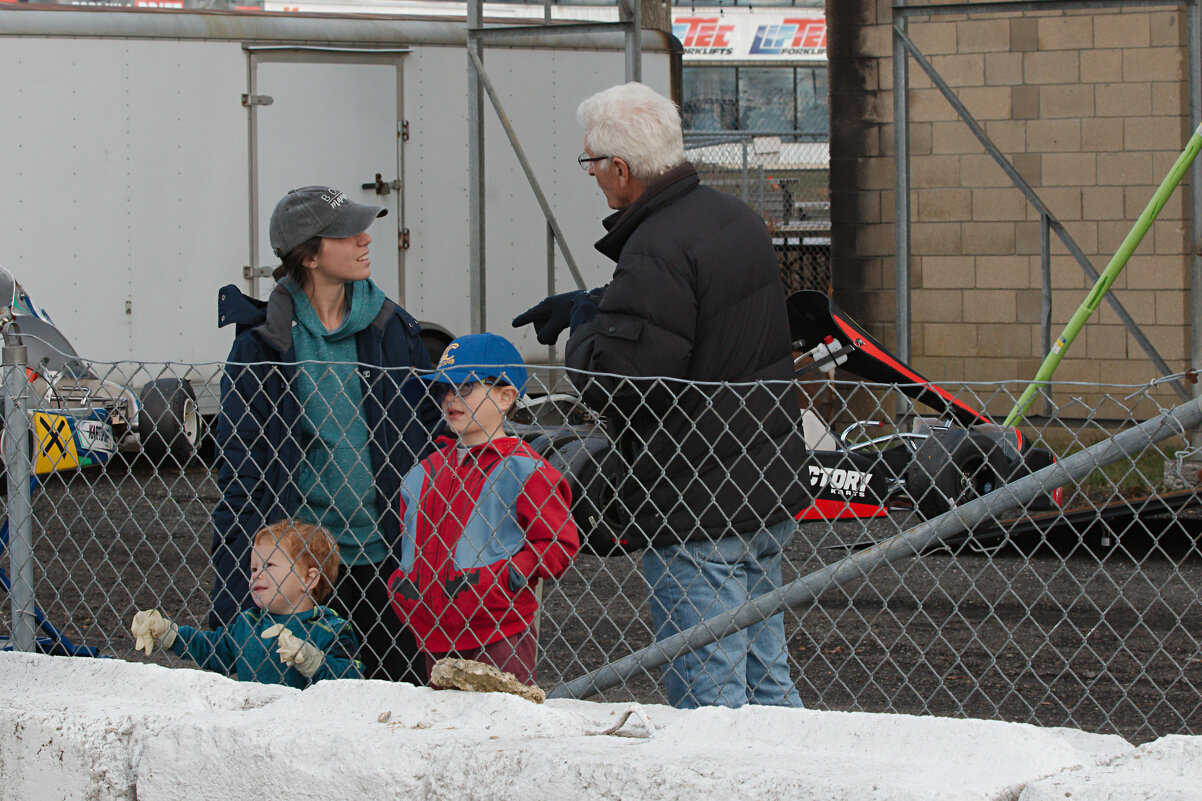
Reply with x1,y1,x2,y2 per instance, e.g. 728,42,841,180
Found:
400,120,409,141
241,93,274,107
400,228,410,250
243,265,274,279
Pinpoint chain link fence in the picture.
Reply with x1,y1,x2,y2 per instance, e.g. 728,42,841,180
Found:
686,132,831,295
2,348,1201,742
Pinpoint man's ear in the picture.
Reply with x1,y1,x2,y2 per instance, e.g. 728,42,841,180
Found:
613,157,631,183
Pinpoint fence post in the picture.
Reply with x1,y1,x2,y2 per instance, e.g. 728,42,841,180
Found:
3,330,35,652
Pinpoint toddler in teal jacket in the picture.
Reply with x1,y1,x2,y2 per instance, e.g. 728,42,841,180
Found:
131,520,363,688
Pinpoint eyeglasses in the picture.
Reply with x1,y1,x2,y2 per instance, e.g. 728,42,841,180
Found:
578,152,613,171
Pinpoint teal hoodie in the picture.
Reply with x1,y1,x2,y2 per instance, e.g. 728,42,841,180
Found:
288,279,388,566
170,606,363,687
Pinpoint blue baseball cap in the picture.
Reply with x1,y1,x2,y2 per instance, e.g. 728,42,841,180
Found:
425,333,527,395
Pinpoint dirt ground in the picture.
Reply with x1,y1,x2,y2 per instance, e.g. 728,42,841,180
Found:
6,457,1201,744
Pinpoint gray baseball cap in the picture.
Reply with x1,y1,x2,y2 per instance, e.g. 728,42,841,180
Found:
268,186,387,258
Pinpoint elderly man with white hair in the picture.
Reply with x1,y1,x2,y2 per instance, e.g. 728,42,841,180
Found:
513,82,807,710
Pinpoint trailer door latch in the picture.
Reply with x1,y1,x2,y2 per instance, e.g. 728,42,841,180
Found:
241,94,274,107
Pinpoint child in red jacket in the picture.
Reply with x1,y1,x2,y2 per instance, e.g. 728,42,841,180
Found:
388,333,580,685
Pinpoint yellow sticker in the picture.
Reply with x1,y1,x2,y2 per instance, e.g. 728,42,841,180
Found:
32,412,81,475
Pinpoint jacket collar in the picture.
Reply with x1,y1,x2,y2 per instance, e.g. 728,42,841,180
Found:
437,434,524,465
216,281,398,357
594,161,699,262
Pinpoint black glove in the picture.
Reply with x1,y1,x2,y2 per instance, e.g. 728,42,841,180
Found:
512,290,584,345
569,287,604,334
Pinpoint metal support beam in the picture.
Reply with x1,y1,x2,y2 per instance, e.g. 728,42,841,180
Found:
892,12,912,371
468,0,485,333
625,0,642,83
3,334,34,652
1189,0,1202,445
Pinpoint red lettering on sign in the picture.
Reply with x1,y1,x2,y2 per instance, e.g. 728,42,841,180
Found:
785,18,827,49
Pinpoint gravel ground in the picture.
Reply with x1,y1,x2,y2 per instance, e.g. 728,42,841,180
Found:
6,457,1201,744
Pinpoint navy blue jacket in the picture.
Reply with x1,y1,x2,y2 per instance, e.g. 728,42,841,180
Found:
210,282,441,627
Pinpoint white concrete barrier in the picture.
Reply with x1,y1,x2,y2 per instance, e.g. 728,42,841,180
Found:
0,651,1185,801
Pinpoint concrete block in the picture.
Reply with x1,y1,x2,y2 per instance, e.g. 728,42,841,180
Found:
1010,17,1039,52
1149,10,1187,46
913,221,963,255
1041,153,1097,187
1124,116,1188,151
972,188,1028,222
1150,82,1185,116
1039,84,1094,120
1094,83,1150,117
961,221,1016,255
930,53,985,87
1026,119,1082,153
1081,117,1125,152
1015,289,1044,324
977,322,1031,357
1037,15,1094,50
1153,221,1188,257
853,223,896,258
1124,254,1186,290
910,19,958,55
1038,187,1082,222
1012,153,1042,187
1097,151,1154,185
918,188,973,222
1079,49,1123,84
930,121,980,155
984,51,1023,86
855,156,895,190
924,322,980,357
1014,221,1044,256
1126,183,1182,221
1122,47,1184,82
1093,11,1151,49
957,18,1010,53
964,290,1018,324
1011,85,1039,120
913,288,965,322
984,121,1027,156
913,155,963,188
911,87,961,123
1129,325,1187,361
1097,290,1153,326
1083,324,1127,359
959,86,1014,121
976,255,1032,289
920,256,972,289
956,154,1011,187
1023,51,1080,85
1082,186,1125,221
1154,290,1186,327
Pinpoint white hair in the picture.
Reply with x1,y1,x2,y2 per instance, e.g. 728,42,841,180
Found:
577,83,686,182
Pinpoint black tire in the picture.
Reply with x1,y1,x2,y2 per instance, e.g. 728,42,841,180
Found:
908,431,1009,519
138,378,199,465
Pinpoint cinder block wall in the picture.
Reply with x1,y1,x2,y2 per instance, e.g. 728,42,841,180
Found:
828,1,1191,414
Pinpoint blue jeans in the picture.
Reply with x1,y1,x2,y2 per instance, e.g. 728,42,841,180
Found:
641,517,804,709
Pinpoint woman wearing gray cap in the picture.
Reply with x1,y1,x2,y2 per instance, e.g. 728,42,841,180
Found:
210,186,441,685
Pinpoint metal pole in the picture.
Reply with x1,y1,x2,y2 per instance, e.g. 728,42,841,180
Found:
1041,213,1052,418
468,0,486,333
621,0,642,82
550,394,1202,700
892,12,912,376
547,222,557,366
741,139,749,202
1189,0,1202,447
3,331,35,652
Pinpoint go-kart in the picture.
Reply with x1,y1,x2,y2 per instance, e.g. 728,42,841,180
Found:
515,290,1062,555
0,265,201,469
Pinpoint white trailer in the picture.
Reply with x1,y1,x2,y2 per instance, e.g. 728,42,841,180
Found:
0,6,675,377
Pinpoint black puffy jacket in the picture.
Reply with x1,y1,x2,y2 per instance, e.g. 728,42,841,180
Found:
565,162,807,547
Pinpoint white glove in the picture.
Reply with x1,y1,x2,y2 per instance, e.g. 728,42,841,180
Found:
130,609,178,656
261,624,325,678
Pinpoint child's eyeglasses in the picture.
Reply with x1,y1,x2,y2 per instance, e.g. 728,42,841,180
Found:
431,378,499,403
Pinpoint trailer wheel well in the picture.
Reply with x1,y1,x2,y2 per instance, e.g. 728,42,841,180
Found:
419,324,455,366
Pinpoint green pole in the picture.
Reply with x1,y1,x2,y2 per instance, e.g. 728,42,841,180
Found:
1003,123,1202,427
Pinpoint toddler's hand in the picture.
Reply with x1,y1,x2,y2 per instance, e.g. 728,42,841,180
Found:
262,624,325,678
130,609,178,656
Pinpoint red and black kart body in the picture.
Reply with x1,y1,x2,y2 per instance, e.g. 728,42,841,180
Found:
786,290,1062,523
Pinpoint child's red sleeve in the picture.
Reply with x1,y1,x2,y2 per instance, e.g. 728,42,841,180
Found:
511,461,580,582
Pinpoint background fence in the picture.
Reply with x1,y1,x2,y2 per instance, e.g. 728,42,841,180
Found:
685,131,831,295
2,355,1201,744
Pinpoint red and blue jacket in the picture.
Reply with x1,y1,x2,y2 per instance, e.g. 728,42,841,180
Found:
388,436,580,653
